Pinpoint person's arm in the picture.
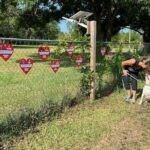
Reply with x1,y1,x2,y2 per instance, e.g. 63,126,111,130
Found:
121,59,136,76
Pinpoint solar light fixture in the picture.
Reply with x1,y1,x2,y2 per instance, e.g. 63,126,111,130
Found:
62,11,93,29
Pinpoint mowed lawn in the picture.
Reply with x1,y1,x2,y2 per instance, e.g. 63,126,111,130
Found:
0,47,83,122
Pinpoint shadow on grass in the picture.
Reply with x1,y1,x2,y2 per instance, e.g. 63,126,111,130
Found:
0,78,117,148
96,79,118,99
0,92,84,149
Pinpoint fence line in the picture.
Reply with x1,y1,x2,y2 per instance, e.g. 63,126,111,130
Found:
1,37,150,45
1,37,149,124
0,37,88,46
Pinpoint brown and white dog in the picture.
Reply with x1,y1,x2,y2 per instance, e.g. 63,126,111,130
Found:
139,73,150,105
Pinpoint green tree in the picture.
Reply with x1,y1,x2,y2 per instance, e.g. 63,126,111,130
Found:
18,0,150,42
33,21,60,39
58,22,82,41
112,30,142,43
1,0,150,42
56,0,150,42
0,0,60,39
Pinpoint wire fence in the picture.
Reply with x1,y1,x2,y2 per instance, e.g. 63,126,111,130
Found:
0,37,150,123
0,38,91,122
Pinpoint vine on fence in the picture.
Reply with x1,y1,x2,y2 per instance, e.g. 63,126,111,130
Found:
80,43,143,98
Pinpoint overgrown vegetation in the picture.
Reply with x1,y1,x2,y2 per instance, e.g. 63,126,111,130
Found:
79,41,145,99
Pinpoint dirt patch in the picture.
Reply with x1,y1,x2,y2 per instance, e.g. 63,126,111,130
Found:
92,105,150,150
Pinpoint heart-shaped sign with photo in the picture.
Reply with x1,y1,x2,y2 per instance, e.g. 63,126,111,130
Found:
19,58,33,74
66,44,75,56
38,46,50,61
50,59,60,73
75,55,83,67
100,47,107,56
0,44,14,61
107,52,114,60
0,43,3,58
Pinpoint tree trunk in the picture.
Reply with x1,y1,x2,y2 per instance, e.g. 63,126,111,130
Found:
96,19,113,42
104,27,112,42
104,16,114,42
143,31,150,54
96,21,104,41
143,30,150,42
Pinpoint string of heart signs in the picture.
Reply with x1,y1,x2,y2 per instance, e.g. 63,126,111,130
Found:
0,43,84,74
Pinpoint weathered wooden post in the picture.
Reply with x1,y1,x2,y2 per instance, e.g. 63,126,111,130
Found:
89,21,96,100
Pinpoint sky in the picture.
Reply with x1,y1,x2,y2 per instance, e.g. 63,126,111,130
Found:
59,20,130,33
59,20,69,33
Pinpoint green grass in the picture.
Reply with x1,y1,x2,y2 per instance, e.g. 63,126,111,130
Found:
1,47,149,149
0,47,83,122
3,91,135,150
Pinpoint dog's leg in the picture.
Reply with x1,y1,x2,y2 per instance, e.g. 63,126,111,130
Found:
139,93,144,105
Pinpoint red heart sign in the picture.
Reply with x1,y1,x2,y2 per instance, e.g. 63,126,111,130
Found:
19,58,33,74
0,43,3,57
38,46,50,61
75,55,83,67
0,44,14,61
50,59,60,73
66,44,75,56
107,52,114,60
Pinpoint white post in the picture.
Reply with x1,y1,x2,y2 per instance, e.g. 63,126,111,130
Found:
90,21,96,100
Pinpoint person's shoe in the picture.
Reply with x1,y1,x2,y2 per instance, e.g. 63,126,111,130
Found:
130,97,136,104
125,96,131,102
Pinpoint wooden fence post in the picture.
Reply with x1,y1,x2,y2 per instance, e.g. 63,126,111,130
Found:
90,21,96,100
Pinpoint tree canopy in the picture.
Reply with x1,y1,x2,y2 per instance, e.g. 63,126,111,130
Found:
54,0,150,42
0,0,150,42
0,0,60,39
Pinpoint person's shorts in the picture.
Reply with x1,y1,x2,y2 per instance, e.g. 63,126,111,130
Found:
122,73,138,91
